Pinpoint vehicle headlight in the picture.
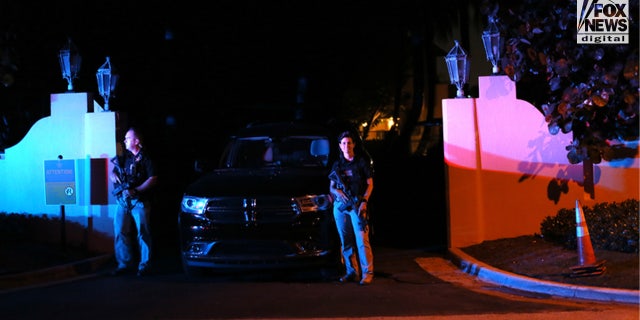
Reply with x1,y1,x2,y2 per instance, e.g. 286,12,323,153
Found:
181,196,208,214
295,194,332,213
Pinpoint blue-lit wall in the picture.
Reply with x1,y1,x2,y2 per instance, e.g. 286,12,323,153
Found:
0,92,118,252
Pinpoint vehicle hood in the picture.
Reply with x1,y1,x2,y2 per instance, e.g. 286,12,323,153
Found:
184,168,331,197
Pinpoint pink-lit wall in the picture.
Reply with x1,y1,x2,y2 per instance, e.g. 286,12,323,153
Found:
443,76,639,248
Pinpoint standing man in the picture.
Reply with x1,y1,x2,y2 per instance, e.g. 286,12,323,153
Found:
110,127,158,277
329,131,374,285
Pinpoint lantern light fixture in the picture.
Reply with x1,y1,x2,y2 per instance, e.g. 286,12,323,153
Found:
482,16,503,75
445,40,470,98
96,57,118,111
58,38,81,92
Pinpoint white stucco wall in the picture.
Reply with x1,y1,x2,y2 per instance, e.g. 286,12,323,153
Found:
0,92,118,252
443,76,639,248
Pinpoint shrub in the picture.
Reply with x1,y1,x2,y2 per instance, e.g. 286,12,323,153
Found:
0,212,63,242
540,199,639,253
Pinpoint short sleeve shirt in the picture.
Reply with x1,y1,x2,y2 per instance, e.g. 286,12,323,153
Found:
331,155,373,199
112,149,156,200
123,149,156,188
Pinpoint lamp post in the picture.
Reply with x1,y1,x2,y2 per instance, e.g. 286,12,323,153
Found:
445,40,470,98
482,16,502,75
58,38,81,92
96,57,118,111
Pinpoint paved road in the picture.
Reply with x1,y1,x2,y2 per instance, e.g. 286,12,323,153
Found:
0,246,637,320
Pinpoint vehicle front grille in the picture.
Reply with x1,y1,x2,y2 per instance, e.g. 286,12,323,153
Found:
183,239,333,269
204,196,297,223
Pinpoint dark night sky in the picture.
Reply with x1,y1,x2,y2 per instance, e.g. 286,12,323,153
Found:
1,1,424,146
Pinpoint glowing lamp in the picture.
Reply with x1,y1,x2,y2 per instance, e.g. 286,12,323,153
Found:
96,57,118,111
58,38,81,92
445,40,470,98
482,16,502,74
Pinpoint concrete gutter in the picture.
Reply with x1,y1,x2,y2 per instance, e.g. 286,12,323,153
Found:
448,248,640,305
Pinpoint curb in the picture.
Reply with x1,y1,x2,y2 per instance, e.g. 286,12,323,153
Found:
448,248,640,305
0,254,114,294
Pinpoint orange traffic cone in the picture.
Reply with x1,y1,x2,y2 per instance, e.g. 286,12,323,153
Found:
570,200,606,277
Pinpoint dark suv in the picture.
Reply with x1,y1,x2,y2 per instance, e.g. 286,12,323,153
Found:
178,121,343,275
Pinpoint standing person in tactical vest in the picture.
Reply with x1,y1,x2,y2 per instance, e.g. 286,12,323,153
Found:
329,131,374,285
110,127,158,277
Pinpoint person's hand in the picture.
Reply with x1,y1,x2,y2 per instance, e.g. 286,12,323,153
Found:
358,201,367,217
123,188,137,198
110,172,121,184
338,190,350,203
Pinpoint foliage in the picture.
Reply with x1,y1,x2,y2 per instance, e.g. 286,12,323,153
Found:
0,212,59,243
540,199,639,253
0,32,18,88
482,0,639,165
0,212,100,249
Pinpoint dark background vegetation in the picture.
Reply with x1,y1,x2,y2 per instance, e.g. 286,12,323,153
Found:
1,1,637,165
0,1,438,154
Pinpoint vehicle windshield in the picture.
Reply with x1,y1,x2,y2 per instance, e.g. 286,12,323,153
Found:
221,136,331,168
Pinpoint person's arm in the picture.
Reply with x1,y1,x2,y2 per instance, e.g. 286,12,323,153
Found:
358,177,373,212
128,154,158,196
132,175,158,194
110,169,121,184
361,177,373,203
122,175,157,198
330,179,349,203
